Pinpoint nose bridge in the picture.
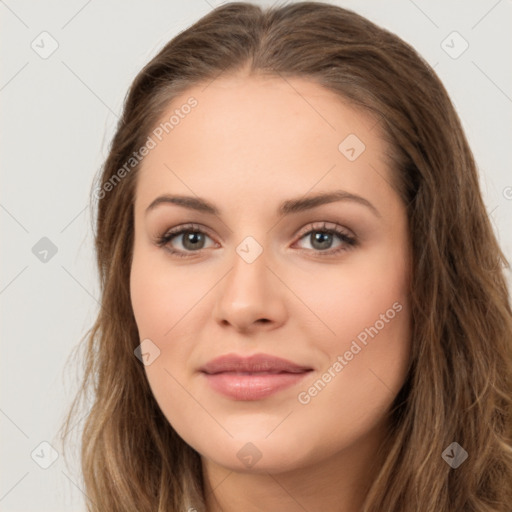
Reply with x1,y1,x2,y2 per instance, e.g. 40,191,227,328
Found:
213,233,287,331
224,235,271,303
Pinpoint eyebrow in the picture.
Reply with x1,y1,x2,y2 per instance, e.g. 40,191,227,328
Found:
145,190,381,218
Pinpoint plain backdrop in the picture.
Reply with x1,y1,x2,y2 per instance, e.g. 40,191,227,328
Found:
1,1,511,510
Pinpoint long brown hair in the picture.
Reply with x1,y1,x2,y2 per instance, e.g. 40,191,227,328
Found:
59,2,512,510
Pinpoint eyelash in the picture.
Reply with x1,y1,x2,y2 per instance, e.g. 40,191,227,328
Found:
155,222,358,259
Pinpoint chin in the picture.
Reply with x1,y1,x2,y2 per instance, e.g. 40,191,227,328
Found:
191,430,318,474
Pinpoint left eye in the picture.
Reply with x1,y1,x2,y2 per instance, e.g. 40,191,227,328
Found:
295,227,355,252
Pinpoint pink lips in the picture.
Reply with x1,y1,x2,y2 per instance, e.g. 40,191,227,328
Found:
200,353,313,400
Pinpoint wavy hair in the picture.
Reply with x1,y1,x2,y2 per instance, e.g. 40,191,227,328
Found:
59,2,512,510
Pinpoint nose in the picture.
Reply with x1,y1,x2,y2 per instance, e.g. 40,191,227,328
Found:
212,246,287,334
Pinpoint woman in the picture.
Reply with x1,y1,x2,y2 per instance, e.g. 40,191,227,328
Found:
60,2,512,511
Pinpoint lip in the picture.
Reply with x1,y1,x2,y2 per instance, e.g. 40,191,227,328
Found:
200,353,313,401
200,353,313,374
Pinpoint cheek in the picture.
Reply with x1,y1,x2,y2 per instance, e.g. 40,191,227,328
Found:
130,249,205,340
293,275,410,457
292,244,410,349
294,242,411,406
129,250,214,395
307,253,411,410
129,253,188,383
129,255,200,430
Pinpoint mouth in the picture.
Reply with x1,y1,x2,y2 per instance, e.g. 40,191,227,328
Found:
199,353,314,400
200,368,313,400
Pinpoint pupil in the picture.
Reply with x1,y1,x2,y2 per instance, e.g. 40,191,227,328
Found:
312,232,332,250
184,232,204,250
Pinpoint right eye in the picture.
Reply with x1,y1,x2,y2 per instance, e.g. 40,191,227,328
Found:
155,223,217,258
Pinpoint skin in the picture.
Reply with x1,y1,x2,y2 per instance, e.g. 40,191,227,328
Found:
130,74,412,512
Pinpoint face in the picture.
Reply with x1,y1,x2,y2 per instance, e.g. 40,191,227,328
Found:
130,74,412,475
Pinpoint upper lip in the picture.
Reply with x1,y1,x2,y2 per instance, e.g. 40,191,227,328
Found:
200,353,313,374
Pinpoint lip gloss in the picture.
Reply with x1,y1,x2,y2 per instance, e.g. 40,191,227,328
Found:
202,371,311,400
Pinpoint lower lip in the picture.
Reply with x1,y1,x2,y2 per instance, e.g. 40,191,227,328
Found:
202,371,312,400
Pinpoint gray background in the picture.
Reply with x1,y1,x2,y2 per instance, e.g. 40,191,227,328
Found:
1,0,511,510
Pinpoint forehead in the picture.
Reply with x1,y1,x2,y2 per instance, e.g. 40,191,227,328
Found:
134,74,393,215
155,74,379,150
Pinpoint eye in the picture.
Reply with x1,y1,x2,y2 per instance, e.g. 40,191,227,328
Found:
293,222,357,256
155,223,217,258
